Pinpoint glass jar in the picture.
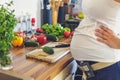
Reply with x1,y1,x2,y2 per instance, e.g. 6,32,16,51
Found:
0,54,13,70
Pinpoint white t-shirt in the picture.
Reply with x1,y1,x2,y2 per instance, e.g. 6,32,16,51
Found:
70,0,120,62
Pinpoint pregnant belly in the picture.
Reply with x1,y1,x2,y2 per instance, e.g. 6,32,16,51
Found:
70,34,115,62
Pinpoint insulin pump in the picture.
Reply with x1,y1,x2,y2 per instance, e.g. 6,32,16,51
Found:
79,61,95,78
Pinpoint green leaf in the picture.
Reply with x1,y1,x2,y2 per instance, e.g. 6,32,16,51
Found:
0,27,5,32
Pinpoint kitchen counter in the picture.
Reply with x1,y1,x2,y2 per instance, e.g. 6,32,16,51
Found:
8,38,73,80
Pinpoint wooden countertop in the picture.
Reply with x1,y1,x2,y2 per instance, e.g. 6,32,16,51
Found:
9,38,73,80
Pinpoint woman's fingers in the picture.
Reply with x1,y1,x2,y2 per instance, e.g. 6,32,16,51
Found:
95,25,116,40
95,29,110,40
100,26,114,34
95,25,120,49
96,38,109,44
96,38,111,47
95,26,112,46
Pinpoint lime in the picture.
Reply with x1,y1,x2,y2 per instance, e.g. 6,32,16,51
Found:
78,12,84,19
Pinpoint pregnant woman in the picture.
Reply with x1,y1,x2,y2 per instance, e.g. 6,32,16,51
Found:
70,0,120,80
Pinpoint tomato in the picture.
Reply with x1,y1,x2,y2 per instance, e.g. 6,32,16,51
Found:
71,31,74,36
37,34,47,45
73,13,78,18
18,31,24,37
64,31,71,38
36,28,44,33
32,34,38,39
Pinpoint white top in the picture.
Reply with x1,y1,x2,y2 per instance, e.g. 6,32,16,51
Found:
70,0,120,62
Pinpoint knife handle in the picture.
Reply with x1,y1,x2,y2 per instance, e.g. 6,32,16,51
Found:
55,44,70,48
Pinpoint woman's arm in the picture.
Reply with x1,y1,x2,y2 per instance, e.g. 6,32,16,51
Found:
114,0,120,3
95,26,120,49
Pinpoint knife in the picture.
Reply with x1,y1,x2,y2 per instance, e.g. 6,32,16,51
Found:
53,43,70,48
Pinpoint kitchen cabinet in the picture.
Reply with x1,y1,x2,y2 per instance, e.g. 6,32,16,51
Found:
3,38,73,80
53,60,76,80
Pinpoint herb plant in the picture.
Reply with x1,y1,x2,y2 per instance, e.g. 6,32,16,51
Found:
0,1,17,66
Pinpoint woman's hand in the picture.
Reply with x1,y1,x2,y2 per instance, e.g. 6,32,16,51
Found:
95,26,120,49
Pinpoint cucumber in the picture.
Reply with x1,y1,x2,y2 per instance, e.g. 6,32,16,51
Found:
24,41,39,47
42,46,54,55
45,34,58,42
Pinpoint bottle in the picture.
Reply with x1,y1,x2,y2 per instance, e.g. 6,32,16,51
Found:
31,18,36,35
26,13,31,33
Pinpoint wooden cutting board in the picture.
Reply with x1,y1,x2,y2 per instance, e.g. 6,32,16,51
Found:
26,42,70,63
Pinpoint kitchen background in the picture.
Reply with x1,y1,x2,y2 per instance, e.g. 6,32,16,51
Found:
0,0,82,32
0,0,40,32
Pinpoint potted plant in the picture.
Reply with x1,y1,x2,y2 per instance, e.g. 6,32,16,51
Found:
0,1,17,70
